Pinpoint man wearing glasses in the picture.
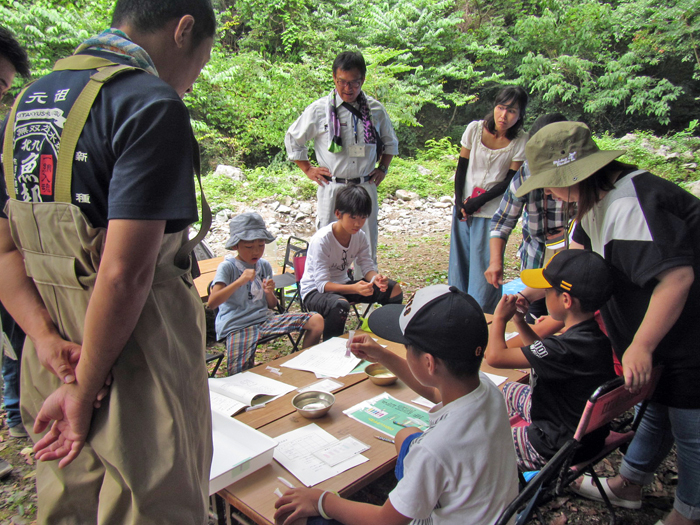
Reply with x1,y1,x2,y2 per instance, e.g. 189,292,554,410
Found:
285,51,398,263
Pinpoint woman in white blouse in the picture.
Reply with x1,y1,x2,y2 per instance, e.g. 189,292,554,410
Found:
448,86,528,313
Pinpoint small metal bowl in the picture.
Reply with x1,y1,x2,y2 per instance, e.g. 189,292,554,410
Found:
365,363,398,386
292,391,335,419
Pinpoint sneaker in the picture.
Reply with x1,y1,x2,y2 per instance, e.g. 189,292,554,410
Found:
0,458,12,480
9,425,28,439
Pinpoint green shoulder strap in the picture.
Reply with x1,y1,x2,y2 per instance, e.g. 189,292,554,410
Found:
2,84,32,199
174,138,212,267
54,62,136,202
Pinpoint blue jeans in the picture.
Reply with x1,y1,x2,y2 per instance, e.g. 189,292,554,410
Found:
620,402,700,520
1,303,25,429
448,209,501,314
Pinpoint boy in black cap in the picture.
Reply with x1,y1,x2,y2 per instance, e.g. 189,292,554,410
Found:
209,212,323,374
275,284,518,525
485,249,617,471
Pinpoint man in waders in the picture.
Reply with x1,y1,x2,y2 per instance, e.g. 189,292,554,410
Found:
0,1,215,522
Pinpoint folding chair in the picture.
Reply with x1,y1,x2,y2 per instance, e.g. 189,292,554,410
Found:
272,236,308,313
495,367,662,525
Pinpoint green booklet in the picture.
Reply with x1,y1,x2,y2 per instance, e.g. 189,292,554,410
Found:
343,392,431,437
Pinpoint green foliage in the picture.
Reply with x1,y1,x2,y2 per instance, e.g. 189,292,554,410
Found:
594,122,700,184
0,0,106,80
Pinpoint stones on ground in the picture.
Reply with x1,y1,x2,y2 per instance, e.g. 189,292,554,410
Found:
203,194,454,257
213,164,246,181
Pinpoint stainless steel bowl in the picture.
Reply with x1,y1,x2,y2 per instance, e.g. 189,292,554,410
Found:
365,363,398,386
292,391,335,419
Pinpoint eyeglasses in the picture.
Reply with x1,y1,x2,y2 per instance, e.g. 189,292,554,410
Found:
335,78,363,89
340,249,348,271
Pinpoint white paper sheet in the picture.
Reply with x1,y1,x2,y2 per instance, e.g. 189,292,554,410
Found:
298,379,344,394
273,424,368,487
209,371,296,407
281,337,361,378
484,372,508,387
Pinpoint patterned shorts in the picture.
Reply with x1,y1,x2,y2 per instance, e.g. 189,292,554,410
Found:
225,312,313,375
502,381,548,471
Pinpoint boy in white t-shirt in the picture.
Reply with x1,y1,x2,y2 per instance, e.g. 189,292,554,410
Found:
300,185,402,339
274,285,519,525
208,213,324,374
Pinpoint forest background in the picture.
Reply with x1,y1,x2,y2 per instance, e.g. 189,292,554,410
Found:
1,0,699,213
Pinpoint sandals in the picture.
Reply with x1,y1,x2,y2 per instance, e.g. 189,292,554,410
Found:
570,475,642,510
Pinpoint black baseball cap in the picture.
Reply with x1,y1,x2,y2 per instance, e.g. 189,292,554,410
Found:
520,250,613,308
367,284,488,362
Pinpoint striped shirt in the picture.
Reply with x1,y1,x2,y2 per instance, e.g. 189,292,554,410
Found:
489,163,570,270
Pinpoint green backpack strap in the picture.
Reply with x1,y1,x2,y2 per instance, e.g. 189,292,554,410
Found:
53,55,118,72
54,63,138,203
2,84,32,200
174,138,212,267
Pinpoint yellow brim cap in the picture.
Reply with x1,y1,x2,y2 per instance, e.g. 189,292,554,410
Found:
520,267,553,289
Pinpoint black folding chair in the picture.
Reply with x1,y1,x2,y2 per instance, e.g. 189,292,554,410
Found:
495,367,662,525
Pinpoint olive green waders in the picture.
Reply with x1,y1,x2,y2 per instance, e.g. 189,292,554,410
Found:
3,55,212,524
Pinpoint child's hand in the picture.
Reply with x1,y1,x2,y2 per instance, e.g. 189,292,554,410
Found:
263,278,275,294
354,280,374,296
239,268,256,283
373,274,389,292
493,294,518,322
274,487,323,525
350,333,387,363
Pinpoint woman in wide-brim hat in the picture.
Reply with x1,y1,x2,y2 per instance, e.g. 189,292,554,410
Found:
517,121,700,525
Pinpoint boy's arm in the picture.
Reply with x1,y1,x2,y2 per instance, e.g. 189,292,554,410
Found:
507,316,564,348
207,267,255,309
485,295,531,369
351,334,441,403
275,488,410,525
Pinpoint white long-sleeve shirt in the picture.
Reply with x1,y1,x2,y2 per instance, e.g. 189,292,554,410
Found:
300,224,377,298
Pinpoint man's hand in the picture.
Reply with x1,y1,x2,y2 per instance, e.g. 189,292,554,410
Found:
350,333,389,363
484,262,503,288
33,383,95,468
33,333,81,384
354,280,374,296
274,487,323,525
304,166,330,186
369,168,386,186
621,343,654,393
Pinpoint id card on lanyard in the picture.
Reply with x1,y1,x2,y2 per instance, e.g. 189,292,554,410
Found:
348,114,365,157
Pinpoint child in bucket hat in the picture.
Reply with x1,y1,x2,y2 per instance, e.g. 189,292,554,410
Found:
274,285,518,525
209,212,323,374
485,250,616,472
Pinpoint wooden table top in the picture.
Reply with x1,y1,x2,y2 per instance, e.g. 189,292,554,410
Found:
217,332,527,525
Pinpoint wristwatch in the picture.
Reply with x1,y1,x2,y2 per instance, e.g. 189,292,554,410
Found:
377,164,389,174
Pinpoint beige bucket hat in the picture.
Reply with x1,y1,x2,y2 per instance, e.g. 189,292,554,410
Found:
515,122,625,198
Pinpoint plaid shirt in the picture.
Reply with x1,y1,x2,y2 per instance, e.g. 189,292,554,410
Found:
489,163,570,270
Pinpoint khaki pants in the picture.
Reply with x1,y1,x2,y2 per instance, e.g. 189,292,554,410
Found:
7,200,212,524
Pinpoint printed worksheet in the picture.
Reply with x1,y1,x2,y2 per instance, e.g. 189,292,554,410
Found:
273,424,368,487
281,337,361,378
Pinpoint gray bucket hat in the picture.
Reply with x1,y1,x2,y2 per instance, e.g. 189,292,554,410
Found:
224,212,276,250
515,122,625,198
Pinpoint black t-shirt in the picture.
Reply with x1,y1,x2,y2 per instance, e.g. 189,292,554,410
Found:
1,51,198,233
523,318,617,460
573,170,700,409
